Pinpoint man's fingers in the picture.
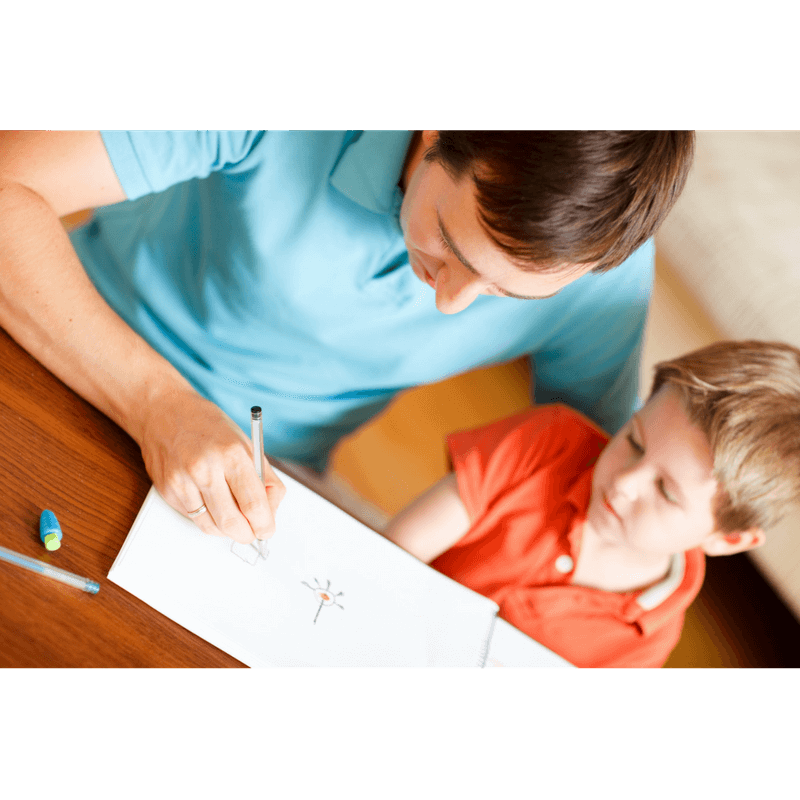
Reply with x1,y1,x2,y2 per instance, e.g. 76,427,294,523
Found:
227,458,284,542
148,410,287,547
169,476,257,545
260,459,286,538
201,476,262,544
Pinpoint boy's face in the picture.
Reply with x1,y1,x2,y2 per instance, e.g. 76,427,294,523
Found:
587,384,727,557
399,131,595,315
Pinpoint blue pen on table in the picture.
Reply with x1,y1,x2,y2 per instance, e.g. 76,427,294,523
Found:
0,543,100,594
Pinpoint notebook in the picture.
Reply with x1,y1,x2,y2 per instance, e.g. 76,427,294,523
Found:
108,470,502,667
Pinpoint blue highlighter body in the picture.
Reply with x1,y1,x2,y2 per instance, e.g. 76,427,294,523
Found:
39,510,63,551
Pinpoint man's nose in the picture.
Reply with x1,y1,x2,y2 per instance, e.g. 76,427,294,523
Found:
434,265,484,314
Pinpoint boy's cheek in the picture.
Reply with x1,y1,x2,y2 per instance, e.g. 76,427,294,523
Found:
590,457,626,511
592,444,617,483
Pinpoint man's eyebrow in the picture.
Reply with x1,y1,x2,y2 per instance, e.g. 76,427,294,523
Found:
436,211,562,301
632,413,685,503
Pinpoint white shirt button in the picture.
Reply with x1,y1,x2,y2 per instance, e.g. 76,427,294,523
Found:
555,554,574,574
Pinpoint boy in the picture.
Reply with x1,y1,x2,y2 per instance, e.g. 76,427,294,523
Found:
384,340,800,668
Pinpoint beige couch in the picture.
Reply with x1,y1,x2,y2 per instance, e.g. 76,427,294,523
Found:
645,131,800,620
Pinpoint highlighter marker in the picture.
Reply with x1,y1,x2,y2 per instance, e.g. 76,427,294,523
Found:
40,509,63,551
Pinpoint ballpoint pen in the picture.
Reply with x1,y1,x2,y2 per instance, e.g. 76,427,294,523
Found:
251,405,268,559
0,543,100,593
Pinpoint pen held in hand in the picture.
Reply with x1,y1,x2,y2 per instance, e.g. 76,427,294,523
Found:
251,405,263,482
250,405,269,558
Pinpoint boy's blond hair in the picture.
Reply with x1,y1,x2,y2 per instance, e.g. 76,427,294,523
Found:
651,340,800,533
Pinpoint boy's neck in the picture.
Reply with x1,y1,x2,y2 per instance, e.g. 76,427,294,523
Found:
572,521,673,594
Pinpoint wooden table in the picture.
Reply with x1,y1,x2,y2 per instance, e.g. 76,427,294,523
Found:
0,327,243,667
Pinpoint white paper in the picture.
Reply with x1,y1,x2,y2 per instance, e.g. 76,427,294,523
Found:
108,471,498,667
483,618,574,668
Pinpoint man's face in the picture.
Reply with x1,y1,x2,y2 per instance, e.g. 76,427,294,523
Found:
587,384,726,557
399,138,595,314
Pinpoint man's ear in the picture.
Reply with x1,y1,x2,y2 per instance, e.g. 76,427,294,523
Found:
702,528,766,557
421,130,439,148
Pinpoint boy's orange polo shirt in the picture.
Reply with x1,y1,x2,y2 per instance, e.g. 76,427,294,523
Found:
430,405,705,668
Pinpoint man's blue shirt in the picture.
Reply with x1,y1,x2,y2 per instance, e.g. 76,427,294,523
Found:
70,131,653,471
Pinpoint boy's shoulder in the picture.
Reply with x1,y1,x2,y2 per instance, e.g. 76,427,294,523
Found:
536,403,610,435
477,403,610,445
448,403,609,484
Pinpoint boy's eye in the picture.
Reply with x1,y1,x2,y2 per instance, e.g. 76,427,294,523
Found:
627,434,678,504
658,479,678,504
626,432,644,454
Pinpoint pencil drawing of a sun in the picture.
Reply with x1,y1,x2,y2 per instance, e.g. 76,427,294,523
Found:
301,578,344,624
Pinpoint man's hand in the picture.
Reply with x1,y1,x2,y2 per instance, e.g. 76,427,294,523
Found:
138,389,286,544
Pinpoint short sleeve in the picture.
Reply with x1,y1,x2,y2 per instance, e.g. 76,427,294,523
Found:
447,406,576,523
100,130,265,201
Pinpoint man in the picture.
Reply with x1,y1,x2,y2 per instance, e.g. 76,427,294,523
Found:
0,130,694,547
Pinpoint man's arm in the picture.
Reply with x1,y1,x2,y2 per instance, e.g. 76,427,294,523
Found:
383,473,472,563
0,131,284,544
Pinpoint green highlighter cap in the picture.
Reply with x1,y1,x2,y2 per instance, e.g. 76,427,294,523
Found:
40,510,63,551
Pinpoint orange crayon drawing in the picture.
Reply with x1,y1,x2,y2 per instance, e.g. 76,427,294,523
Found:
302,578,344,624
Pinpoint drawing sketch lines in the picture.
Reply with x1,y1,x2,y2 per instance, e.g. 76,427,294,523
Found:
230,539,270,566
302,578,344,624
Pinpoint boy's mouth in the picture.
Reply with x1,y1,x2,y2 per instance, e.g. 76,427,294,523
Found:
602,493,621,522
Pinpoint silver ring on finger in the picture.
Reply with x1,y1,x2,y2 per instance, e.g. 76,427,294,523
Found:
187,503,208,519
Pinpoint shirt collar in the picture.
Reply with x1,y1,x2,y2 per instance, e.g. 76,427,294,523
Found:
329,131,413,216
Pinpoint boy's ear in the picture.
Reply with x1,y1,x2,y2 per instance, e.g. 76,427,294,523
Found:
702,528,765,557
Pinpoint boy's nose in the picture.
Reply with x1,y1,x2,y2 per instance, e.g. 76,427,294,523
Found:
610,465,642,503
434,266,484,314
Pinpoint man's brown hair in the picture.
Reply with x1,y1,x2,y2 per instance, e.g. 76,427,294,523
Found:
425,131,695,273
651,340,800,533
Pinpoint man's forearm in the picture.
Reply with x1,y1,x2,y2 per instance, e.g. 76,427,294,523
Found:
0,181,196,443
